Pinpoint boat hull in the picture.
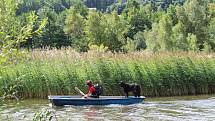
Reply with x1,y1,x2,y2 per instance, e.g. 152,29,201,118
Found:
48,96,145,106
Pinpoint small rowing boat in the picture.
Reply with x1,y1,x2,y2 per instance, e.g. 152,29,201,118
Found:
48,96,145,106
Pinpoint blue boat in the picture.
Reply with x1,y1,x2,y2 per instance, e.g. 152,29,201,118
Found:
48,96,145,106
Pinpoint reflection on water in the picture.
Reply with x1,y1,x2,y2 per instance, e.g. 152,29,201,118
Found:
1,95,215,121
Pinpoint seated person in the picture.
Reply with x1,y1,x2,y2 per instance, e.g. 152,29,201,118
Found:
84,80,98,98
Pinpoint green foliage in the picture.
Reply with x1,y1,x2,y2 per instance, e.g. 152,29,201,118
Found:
64,7,88,52
145,23,160,52
106,1,126,14
171,22,187,51
31,7,70,49
1,51,215,98
85,11,105,46
2,0,215,101
125,7,151,40
133,31,147,50
33,108,54,121
144,0,215,52
84,10,129,52
186,33,198,51
145,13,173,51
5,0,215,52
184,0,209,49
2,82,21,101
73,0,89,17
125,32,146,52
102,11,127,52
64,8,85,39
0,0,47,64
208,16,215,51
157,14,173,51
16,0,88,49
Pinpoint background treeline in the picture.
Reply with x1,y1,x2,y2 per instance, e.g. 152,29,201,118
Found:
1,51,215,98
15,0,215,52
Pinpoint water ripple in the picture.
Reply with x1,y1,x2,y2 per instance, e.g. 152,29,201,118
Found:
1,96,215,121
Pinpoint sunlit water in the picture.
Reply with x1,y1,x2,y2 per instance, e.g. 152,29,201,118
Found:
1,95,215,121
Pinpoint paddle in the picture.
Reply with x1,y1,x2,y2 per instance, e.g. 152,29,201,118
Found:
75,87,85,96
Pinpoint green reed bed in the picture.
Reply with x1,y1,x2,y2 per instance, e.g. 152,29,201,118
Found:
0,50,215,99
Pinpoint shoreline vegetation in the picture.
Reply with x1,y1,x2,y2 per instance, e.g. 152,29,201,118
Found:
1,0,215,100
1,49,215,99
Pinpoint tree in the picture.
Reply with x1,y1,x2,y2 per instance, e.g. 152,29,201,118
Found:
171,21,188,51
64,8,88,52
106,1,126,14
126,0,140,10
167,4,178,25
32,7,70,49
0,0,47,64
126,7,151,39
157,14,173,51
103,11,127,52
85,11,105,46
133,31,147,51
145,14,173,52
16,0,41,15
184,0,209,50
145,23,160,52
85,10,128,52
16,0,88,49
207,17,215,51
186,33,198,51
72,0,88,17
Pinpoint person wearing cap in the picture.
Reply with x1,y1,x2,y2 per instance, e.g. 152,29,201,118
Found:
84,80,97,98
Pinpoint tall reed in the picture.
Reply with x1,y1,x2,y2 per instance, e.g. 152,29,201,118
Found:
0,49,215,98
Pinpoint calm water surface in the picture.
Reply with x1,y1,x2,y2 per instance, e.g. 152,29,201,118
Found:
1,95,215,121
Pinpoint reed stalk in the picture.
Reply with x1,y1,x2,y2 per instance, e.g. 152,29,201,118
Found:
0,49,215,98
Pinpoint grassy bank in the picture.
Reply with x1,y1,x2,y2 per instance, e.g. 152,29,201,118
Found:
1,50,215,99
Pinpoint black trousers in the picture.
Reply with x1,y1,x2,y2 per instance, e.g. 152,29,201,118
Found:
90,95,99,98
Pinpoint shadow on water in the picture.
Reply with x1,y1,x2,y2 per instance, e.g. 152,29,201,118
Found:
1,95,215,121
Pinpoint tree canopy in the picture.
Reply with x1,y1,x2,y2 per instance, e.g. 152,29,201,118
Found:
1,0,215,53
0,0,47,64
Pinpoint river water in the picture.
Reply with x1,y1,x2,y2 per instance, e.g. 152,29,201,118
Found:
1,95,215,121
